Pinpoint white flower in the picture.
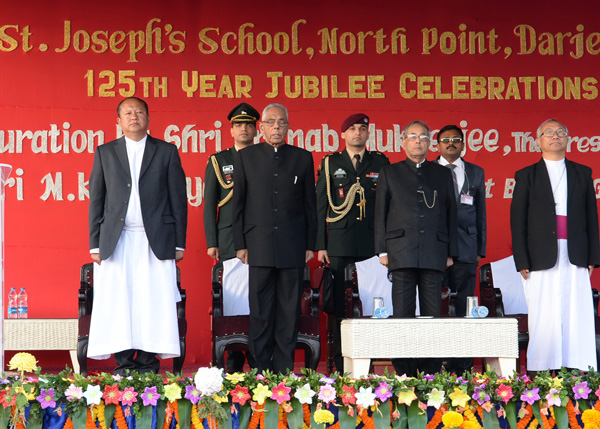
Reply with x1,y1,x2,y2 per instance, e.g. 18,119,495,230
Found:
83,384,102,405
427,388,446,409
65,383,84,401
355,386,376,408
295,383,316,405
194,367,224,396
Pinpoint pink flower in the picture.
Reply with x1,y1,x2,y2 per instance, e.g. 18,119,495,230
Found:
375,381,393,402
318,384,337,404
270,382,291,405
481,401,493,413
546,388,561,407
119,387,138,406
495,384,514,404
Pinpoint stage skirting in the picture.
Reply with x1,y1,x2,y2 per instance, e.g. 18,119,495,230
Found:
3,355,600,429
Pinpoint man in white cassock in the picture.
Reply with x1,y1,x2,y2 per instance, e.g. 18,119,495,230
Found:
88,97,188,374
511,118,599,374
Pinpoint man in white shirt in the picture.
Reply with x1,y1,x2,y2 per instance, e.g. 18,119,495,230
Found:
88,97,188,374
435,124,487,374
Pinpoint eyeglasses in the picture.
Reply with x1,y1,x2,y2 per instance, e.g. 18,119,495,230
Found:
405,134,430,143
262,120,289,127
539,129,568,138
439,137,463,144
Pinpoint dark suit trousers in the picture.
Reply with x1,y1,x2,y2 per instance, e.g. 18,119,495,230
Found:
391,268,443,376
442,261,477,373
330,256,364,372
115,349,159,375
443,261,477,317
225,350,256,374
248,266,303,374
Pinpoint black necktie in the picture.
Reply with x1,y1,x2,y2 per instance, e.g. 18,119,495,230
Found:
354,154,361,171
446,164,460,201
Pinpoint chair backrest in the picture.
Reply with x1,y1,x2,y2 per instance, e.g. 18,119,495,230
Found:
490,256,528,315
302,265,319,318
345,258,455,318
211,262,318,317
478,263,505,317
354,256,393,316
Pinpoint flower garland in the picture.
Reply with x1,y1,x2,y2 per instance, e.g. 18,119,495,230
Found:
10,406,26,429
173,400,181,429
358,407,376,429
277,404,287,429
540,407,556,428
162,403,173,429
63,416,74,429
516,404,534,429
302,403,311,428
93,402,106,429
463,404,482,429
426,405,445,429
567,400,583,429
191,404,204,429
11,362,600,429
114,404,127,429
86,408,95,429
11,407,26,429
248,403,265,429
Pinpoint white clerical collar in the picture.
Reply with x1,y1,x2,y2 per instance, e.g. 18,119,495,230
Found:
543,157,565,166
124,135,148,145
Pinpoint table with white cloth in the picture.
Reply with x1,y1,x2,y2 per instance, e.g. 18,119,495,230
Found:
341,317,518,378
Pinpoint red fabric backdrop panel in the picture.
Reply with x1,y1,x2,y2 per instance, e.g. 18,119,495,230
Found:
1,0,600,367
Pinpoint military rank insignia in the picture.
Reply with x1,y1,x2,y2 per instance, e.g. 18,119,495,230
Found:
222,165,233,181
333,168,347,178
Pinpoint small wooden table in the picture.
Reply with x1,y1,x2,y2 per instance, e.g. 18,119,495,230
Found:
341,317,518,378
4,319,79,373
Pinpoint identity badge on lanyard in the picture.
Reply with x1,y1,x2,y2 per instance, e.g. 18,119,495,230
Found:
460,194,474,205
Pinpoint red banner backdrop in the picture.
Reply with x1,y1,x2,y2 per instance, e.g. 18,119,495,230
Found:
2,0,600,368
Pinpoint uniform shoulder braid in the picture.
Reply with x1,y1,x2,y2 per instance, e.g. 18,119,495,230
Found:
318,152,337,171
324,154,366,222
209,153,234,207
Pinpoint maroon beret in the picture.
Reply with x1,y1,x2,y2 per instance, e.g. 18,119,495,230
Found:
341,113,369,133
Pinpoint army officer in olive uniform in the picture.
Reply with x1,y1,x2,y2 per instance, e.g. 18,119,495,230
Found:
203,102,259,373
204,103,259,262
316,113,390,372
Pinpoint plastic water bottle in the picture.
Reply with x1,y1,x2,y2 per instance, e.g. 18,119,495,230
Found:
7,287,18,319
18,287,28,319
